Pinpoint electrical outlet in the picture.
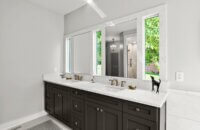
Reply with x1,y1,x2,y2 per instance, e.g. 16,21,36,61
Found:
176,72,184,82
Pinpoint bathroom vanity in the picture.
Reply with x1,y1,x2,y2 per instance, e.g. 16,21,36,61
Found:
44,74,167,130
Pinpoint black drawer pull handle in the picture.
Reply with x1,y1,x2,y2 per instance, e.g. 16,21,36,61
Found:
136,108,140,112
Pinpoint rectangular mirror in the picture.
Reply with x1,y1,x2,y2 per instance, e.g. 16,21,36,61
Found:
64,5,167,80
105,19,137,78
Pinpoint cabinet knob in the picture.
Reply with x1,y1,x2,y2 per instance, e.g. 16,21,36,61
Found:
74,121,78,126
74,104,78,108
100,109,104,112
136,108,140,112
96,107,100,111
136,128,140,130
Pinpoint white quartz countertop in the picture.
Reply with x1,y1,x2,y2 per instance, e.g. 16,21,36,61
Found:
43,73,168,108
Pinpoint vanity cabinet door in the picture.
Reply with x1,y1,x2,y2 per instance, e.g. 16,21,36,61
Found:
54,88,71,125
102,106,122,130
85,102,99,130
123,113,157,130
45,85,54,115
54,89,63,118
62,90,71,125
85,101,122,130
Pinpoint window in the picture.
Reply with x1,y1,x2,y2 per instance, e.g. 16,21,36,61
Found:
93,30,102,75
144,15,160,80
65,38,71,73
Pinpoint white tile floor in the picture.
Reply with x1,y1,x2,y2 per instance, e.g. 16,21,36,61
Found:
9,115,71,130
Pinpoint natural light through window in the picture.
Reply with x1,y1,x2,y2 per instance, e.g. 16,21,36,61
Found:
144,15,160,80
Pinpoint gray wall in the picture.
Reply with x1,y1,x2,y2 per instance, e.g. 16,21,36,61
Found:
0,0,64,124
64,0,200,92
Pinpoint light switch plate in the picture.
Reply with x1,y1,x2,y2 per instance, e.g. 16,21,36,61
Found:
176,72,184,82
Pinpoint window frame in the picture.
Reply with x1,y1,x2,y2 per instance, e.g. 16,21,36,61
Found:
139,5,167,81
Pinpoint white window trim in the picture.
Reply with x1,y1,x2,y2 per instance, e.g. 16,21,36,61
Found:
137,5,167,81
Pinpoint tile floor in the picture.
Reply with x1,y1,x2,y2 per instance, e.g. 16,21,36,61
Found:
9,115,71,130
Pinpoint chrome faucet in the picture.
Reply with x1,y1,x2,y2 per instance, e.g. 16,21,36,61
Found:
109,79,119,86
113,79,119,86
120,81,126,87
109,79,115,85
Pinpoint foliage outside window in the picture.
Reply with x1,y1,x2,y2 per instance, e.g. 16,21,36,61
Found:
96,31,102,75
145,16,160,80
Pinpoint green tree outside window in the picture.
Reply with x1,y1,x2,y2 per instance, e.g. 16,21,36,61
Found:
145,16,160,80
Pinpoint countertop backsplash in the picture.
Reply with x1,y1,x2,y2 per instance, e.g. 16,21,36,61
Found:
62,73,169,92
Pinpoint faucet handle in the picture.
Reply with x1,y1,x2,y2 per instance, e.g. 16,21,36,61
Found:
109,79,114,85
91,76,95,83
113,79,119,86
121,81,126,87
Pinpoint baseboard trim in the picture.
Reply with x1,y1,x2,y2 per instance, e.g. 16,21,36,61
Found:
0,111,47,130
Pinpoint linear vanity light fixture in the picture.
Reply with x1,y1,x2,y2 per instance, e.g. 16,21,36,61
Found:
84,0,107,18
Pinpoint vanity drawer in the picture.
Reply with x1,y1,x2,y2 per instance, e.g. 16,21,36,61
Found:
123,113,157,130
71,89,85,99
71,114,84,130
123,101,159,122
71,97,84,115
86,92,122,111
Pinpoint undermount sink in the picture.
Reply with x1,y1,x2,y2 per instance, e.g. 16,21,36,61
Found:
62,79,80,83
106,85,125,91
95,85,125,92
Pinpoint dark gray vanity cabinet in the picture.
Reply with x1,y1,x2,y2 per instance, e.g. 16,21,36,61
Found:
70,88,85,130
54,88,71,124
85,92,122,130
44,82,166,130
85,101,122,130
45,83,54,115
45,83,71,126
123,113,157,130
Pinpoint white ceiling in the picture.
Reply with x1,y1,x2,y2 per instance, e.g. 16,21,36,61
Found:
28,0,86,15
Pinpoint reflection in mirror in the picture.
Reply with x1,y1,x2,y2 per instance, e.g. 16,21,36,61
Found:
105,19,137,78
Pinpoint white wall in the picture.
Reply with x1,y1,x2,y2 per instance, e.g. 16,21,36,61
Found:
0,0,64,124
64,0,200,92
167,90,200,130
